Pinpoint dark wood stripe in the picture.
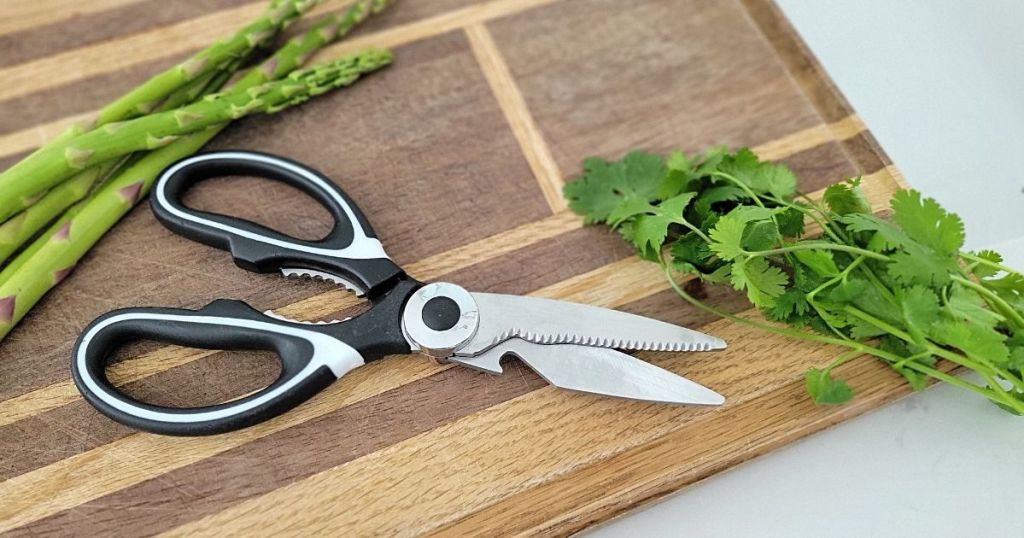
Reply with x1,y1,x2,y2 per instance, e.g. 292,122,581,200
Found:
0,0,252,69
838,130,893,175
739,0,895,172
780,139,861,193
488,0,830,178
0,56,183,137
12,361,547,537
0,150,29,175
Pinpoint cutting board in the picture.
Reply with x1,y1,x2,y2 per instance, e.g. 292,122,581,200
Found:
0,0,911,535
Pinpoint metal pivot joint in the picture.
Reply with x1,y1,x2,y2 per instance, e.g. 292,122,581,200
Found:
401,282,480,358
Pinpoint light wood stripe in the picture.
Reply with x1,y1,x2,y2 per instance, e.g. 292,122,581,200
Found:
754,114,862,161
0,347,217,428
0,165,900,531
465,23,566,212
0,357,447,533
0,0,561,107
432,357,913,536
0,3,267,103
157,307,859,537
0,0,150,36
0,113,93,161
0,124,870,428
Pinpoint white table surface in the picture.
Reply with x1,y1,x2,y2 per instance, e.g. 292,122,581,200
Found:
588,1,1024,536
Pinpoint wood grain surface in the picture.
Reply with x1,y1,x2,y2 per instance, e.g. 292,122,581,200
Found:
0,0,909,535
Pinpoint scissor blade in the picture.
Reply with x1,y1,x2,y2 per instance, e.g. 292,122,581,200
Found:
451,339,724,406
459,293,726,355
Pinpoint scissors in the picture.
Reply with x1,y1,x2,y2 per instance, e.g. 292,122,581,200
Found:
72,151,726,436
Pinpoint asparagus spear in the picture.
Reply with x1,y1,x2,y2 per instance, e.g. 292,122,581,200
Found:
0,61,247,265
0,52,391,339
91,0,320,127
0,0,321,224
0,50,391,198
0,1,395,340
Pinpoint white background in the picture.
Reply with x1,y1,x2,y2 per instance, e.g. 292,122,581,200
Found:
589,1,1024,536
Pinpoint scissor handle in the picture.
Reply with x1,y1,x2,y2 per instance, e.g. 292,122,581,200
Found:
72,299,365,436
72,280,419,436
151,151,404,297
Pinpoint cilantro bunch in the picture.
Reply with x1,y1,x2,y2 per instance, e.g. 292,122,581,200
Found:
564,148,1024,414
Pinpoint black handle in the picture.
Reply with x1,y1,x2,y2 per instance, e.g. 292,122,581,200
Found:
71,299,365,436
151,151,404,296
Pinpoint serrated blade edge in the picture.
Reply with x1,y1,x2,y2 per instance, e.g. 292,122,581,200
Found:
457,292,726,355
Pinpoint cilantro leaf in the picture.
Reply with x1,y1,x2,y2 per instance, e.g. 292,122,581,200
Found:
606,197,655,228
890,189,965,256
693,185,748,224
766,288,811,322
888,246,957,287
805,368,854,404
930,319,1009,366
708,213,748,262
823,177,871,215
841,213,909,252
564,151,665,223
898,286,940,345
742,220,778,252
717,148,796,198
731,257,788,308
657,150,696,200
793,248,839,277
694,146,728,176
944,286,1004,328
775,206,806,237
618,192,697,261
969,250,1004,278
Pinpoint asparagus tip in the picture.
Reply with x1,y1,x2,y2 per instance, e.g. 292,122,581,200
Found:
0,296,14,324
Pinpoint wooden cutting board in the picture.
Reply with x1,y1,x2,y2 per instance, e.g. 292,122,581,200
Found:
0,0,912,535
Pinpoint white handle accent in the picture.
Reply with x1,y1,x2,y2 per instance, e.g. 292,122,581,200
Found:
76,312,365,424
154,151,388,260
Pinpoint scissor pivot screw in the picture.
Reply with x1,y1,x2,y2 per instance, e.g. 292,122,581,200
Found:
402,282,480,358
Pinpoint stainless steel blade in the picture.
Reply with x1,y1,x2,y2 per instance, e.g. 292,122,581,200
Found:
450,339,724,406
458,292,726,355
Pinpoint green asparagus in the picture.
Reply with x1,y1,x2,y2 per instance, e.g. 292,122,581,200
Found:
0,50,391,215
0,1,396,339
0,0,320,224
0,60,246,266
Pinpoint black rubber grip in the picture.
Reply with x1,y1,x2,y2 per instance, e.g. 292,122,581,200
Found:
151,151,404,296
72,299,352,436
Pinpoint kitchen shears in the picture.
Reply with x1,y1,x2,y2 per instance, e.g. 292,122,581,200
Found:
72,151,726,436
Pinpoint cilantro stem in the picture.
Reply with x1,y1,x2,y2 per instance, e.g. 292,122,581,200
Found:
806,256,866,342
663,262,1024,412
844,305,1024,393
676,218,713,244
961,252,1020,276
824,349,862,373
951,275,1024,330
745,242,889,262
